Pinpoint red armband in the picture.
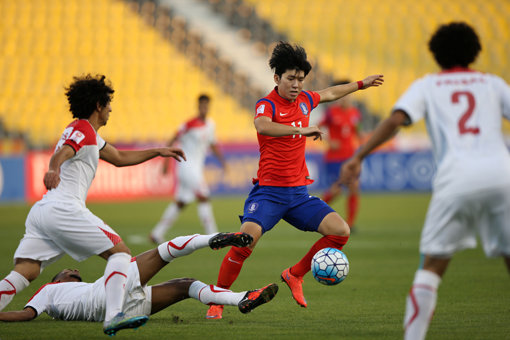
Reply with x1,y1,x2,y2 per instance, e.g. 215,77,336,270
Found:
357,81,364,89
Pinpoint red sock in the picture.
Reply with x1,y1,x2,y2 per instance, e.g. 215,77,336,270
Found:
290,235,349,277
322,191,333,204
216,247,252,289
347,194,359,227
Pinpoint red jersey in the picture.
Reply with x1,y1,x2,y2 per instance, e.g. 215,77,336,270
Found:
254,87,320,187
319,105,361,161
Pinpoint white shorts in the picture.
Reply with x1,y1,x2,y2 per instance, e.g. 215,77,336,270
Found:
175,167,209,204
421,186,510,258
123,262,152,318
14,200,122,267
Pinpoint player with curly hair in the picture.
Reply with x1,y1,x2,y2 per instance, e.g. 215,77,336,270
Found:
340,22,510,340
0,74,186,335
206,42,384,319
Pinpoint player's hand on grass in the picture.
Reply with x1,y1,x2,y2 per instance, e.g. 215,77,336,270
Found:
160,147,186,162
43,170,61,190
340,156,362,185
360,74,384,89
300,126,324,141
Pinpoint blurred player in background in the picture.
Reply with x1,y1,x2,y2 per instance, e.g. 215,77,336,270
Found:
340,22,510,340
0,74,186,336
206,41,384,319
150,94,226,244
0,232,278,335
319,80,362,230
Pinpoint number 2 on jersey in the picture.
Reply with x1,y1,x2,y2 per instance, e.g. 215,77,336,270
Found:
452,91,480,135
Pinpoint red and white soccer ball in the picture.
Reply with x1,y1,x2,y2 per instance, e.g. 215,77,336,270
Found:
311,247,349,285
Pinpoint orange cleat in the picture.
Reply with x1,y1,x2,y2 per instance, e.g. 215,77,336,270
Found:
281,267,307,307
205,304,224,319
238,283,278,314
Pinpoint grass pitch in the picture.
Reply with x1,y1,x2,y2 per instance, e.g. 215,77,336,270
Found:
1,193,509,339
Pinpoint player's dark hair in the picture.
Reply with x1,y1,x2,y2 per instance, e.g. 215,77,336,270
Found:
198,94,210,102
269,42,312,77
428,22,482,69
65,74,114,119
51,270,65,282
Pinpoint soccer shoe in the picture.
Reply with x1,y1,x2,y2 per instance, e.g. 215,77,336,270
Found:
103,313,149,336
208,232,253,250
205,304,224,319
238,283,279,314
281,268,307,308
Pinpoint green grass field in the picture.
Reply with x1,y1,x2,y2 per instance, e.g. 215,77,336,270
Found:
1,193,509,339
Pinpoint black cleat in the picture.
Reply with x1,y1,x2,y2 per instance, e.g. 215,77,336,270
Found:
209,232,253,250
238,283,278,314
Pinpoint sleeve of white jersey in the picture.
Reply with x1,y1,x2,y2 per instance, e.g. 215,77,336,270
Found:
392,78,427,124
24,286,50,317
494,76,510,121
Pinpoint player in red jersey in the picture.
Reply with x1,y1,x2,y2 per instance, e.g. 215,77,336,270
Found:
206,42,384,319
319,80,362,229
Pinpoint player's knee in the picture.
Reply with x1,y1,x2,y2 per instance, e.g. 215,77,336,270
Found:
318,213,350,237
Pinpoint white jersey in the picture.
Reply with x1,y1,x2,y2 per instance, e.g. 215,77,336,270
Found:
25,262,151,321
43,119,106,206
393,69,510,197
175,117,216,177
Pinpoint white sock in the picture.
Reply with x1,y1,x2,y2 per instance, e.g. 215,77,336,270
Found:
404,269,441,340
157,234,216,262
104,252,131,323
188,280,246,306
0,271,30,311
198,202,218,234
151,203,180,241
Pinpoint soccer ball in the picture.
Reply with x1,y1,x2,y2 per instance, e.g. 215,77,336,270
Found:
311,248,349,285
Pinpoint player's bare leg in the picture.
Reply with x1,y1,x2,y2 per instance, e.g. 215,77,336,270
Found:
404,256,450,340
283,212,350,307
207,222,262,319
151,278,277,316
0,259,38,311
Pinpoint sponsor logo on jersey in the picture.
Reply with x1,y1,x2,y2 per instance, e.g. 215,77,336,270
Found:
299,103,309,115
256,104,265,115
248,202,259,213
279,112,289,116
70,130,85,144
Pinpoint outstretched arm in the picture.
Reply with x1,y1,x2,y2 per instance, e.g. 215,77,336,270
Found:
100,143,186,167
340,110,409,185
317,75,384,103
0,307,37,322
254,116,323,141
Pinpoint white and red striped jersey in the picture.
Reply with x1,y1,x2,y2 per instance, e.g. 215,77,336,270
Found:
393,68,510,197
175,117,216,176
43,119,106,205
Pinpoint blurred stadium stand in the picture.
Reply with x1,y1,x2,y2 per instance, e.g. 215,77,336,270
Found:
0,0,257,150
0,0,509,152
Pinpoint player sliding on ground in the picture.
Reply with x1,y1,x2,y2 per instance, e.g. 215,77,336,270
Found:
206,41,384,319
0,232,278,336
0,74,188,336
